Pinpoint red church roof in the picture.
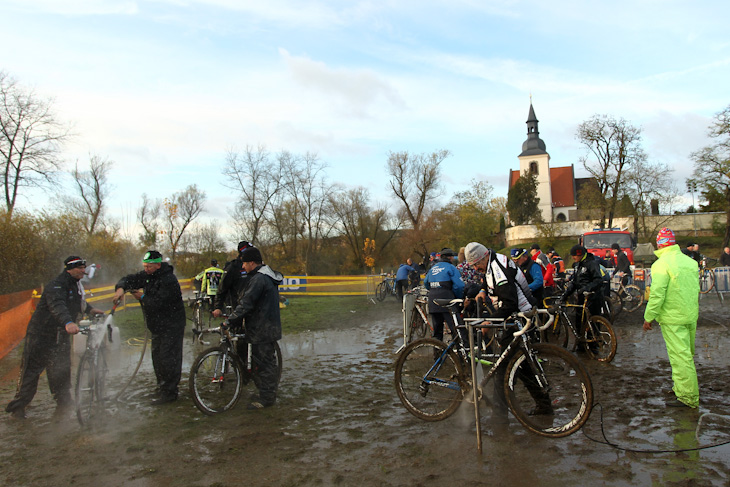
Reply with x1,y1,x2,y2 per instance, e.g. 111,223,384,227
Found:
508,165,576,209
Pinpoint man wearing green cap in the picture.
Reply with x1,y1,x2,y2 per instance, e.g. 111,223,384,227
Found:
113,250,186,404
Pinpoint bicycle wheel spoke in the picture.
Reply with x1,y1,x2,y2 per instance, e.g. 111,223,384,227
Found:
505,344,593,438
394,339,464,421
189,347,244,415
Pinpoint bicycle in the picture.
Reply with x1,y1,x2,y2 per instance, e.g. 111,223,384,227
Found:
541,293,617,362
75,305,117,426
394,301,593,438
189,291,214,340
699,257,715,294
189,323,283,415
608,275,644,313
376,274,397,301
405,286,433,343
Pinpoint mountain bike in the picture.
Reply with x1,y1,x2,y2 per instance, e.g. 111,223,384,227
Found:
189,291,214,340
541,293,617,362
189,323,283,415
608,275,644,313
376,274,397,301
394,301,593,438
699,258,715,294
75,305,117,426
405,286,433,342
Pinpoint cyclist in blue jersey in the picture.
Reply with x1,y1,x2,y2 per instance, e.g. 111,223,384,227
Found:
423,248,464,342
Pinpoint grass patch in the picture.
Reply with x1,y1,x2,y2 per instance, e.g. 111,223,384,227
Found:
109,295,389,337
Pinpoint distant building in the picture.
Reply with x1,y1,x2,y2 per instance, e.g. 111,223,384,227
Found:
508,103,593,223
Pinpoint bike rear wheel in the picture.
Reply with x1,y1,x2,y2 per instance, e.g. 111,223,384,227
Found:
609,290,623,318
376,282,386,301
394,338,465,421
504,343,593,438
408,311,429,342
699,268,715,294
189,346,244,415
75,349,107,426
584,315,617,362
620,285,644,312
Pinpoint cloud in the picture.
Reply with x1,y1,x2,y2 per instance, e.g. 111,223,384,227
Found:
279,48,406,119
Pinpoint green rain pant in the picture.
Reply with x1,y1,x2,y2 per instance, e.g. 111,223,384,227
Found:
660,322,699,408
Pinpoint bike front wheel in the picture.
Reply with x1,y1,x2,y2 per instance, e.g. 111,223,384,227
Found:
620,285,644,312
504,343,593,438
75,349,107,426
540,313,569,349
394,338,465,422
408,311,429,342
609,290,623,318
375,282,386,302
189,346,244,415
584,315,617,362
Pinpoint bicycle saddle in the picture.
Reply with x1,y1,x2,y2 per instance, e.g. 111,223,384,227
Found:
432,298,463,308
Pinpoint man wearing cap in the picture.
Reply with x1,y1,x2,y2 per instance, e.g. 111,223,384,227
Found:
113,250,186,405
464,242,548,422
530,243,550,270
6,256,104,420
225,247,283,409
561,245,605,338
643,228,700,408
511,248,544,306
423,248,465,343
213,240,255,318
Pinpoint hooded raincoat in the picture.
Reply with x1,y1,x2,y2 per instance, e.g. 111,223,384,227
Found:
644,244,700,407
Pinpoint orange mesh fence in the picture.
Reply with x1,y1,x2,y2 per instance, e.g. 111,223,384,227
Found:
0,299,34,359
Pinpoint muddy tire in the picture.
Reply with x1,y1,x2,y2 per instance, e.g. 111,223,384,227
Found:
584,315,617,363
504,343,593,438
189,346,244,415
621,285,644,312
376,282,386,302
408,312,429,342
75,349,107,426
394,338,465,421
540,313,569,349
609,290,623,318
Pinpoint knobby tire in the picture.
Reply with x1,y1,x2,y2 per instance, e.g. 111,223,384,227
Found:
504,343,593,438
621,285,644,313
189,346,244,415
584,315,617,362
394,338,465,421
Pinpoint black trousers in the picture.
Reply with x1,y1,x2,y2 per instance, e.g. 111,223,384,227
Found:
150,325,185,398
396,279,409,301
6,333,72,413
429,312,457,342
251,341,279,405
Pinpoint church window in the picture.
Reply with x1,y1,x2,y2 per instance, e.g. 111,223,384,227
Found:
529,161,538,175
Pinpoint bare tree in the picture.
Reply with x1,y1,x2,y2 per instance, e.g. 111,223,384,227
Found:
0,71,71,220
387,149,449,257
62,153,114,234
187,219,227,257
329,186,399,271
576,115,644,228
622,157,678,240
163,184,206,260
138,193,161,247
222,145,282,243
691,104,730,246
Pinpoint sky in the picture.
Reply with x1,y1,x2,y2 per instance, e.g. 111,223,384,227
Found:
2,0,729,240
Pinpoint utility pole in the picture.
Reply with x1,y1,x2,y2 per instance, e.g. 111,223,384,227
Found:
686,179,698,237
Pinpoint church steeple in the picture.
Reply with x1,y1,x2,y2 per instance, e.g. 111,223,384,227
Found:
520,103,547,157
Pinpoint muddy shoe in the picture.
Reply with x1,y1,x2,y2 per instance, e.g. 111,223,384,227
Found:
247,401,274,410
665,398,691,408
9,408,25,420
528,405,554,416
151,394,178,405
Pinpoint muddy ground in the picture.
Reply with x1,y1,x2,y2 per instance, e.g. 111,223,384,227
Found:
1,295,730,487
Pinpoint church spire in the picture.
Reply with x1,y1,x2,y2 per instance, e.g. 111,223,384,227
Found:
520,102,547,156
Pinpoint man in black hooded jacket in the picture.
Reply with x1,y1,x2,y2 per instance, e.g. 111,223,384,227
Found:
113,250,186,404
225,247,283,410
562,245,605,337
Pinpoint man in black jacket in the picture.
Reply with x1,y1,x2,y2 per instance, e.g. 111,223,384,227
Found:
562,245,605,336
611,243,632,285
225,247,283,410
6,256,104,420
212,240,255,318
113,250,186,404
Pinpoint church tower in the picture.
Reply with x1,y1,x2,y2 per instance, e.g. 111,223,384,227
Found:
517,103,552,222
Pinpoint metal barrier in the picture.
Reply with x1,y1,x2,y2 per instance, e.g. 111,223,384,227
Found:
713,267,730,293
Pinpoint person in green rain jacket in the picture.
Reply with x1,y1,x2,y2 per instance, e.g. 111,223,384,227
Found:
643,228,700,408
